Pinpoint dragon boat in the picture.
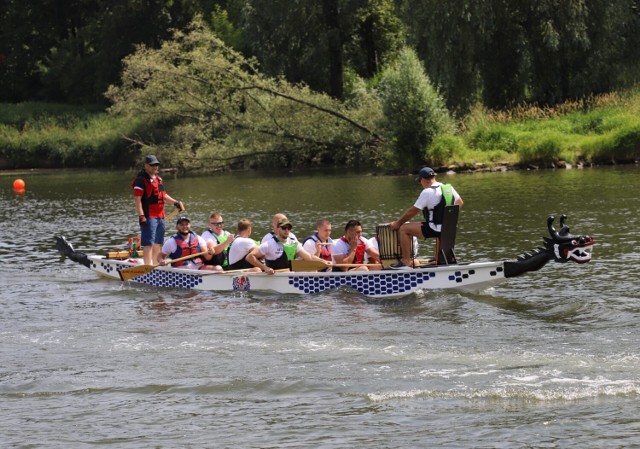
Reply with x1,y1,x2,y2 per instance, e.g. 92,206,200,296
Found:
55,208,594,299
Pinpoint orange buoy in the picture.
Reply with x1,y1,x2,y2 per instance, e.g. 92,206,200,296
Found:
13,178,26,191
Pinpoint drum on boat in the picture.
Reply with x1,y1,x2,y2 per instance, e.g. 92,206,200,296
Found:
376,223,401,263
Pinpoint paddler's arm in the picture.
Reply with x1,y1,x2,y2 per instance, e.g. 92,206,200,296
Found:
298,248,330,265
163,193,184,212
208,234,235,255
390,206,420,230
200,241,213,262
157,251,169,266
246,247,275,275
134,196,145,216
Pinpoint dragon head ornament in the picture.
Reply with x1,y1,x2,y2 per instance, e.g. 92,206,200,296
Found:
544,214,594,263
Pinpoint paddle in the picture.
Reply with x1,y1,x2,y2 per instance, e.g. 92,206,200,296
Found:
119,250,208,281
165,207,181,222
290,260,382,271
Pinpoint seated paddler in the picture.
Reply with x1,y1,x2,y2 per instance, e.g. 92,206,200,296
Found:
332,219,382,271
224,218,261,272
157,216,222,271
246,217,330,275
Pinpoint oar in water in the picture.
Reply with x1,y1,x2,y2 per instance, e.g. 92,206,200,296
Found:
119,250,208,281
290,260,382,271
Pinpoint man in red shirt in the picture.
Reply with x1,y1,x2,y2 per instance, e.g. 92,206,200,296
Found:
133,155,184,265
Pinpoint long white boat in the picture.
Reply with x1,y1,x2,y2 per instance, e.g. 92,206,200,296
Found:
55,214,594,299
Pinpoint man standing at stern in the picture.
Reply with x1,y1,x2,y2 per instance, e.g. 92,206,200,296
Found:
133,155,184,265
389,167,463,269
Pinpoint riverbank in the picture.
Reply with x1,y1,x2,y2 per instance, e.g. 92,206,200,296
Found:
2,89,639,172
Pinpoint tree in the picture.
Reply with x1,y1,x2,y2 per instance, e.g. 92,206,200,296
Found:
0,0,201,103
377,47,453,168
399,0,485,114
106,18,384,171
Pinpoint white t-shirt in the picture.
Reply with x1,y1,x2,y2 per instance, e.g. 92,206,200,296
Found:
228,236,258,265
414,181,461,232
160,233,208,268
332,236,372,263
201,229,231,243
261,231,297,243
302,235,334,256
258,235,302,261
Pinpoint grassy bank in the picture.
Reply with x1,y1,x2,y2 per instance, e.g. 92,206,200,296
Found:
2,90,640,171
0,103,151,169
439,90,640,169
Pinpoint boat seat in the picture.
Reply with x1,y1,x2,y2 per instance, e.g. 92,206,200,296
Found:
434,205,459,265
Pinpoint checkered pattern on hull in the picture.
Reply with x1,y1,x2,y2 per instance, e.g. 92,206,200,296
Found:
289,271,436,296
112,264,204,289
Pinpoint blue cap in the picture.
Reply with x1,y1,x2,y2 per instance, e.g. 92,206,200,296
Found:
415,167,436,181
144,155,160,165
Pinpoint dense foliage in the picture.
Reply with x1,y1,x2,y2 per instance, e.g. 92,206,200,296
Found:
2,0,639,110
105,20,384,171
378,48,453,167
1,0,639,170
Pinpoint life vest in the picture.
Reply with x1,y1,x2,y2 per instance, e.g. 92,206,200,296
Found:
340,236,366,264
169,232,202,267
422,183,454,226
265,236,298,270
303,233,333,262
132,170,166,217
204,230,229,266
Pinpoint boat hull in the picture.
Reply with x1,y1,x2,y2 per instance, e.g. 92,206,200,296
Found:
87,255,507,299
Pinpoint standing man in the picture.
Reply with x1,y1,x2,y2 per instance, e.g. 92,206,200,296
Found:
389,167,463,269
133,155,184,265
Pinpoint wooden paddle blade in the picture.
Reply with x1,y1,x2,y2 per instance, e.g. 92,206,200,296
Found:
334,263,383,270
107,250,133,259
290,260,329,271
165,208,182,222
119,264,157,281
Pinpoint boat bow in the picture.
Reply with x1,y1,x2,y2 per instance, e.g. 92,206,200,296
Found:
504,215,594,278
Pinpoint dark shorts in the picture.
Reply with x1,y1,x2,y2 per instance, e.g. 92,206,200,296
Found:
140,217,166,246
225,258,254,271
420,222,441,239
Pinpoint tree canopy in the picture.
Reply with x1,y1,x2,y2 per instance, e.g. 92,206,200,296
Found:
105,20,385,171
3,0,639,111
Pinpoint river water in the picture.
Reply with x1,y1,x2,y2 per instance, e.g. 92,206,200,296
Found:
1,166,639,448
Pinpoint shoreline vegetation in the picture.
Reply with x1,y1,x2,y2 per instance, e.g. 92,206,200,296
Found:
2,88,639,175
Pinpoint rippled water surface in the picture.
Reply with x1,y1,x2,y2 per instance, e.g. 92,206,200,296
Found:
1,166,639,448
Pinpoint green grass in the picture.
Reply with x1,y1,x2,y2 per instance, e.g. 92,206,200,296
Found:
453,90,640,167
3,90,640,171
0,103,148,168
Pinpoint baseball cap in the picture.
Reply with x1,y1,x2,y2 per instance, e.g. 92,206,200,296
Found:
416,166,436,181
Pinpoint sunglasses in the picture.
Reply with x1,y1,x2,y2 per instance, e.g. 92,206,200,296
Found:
149,163,160,167
210,221,224,226
280,226,292,231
